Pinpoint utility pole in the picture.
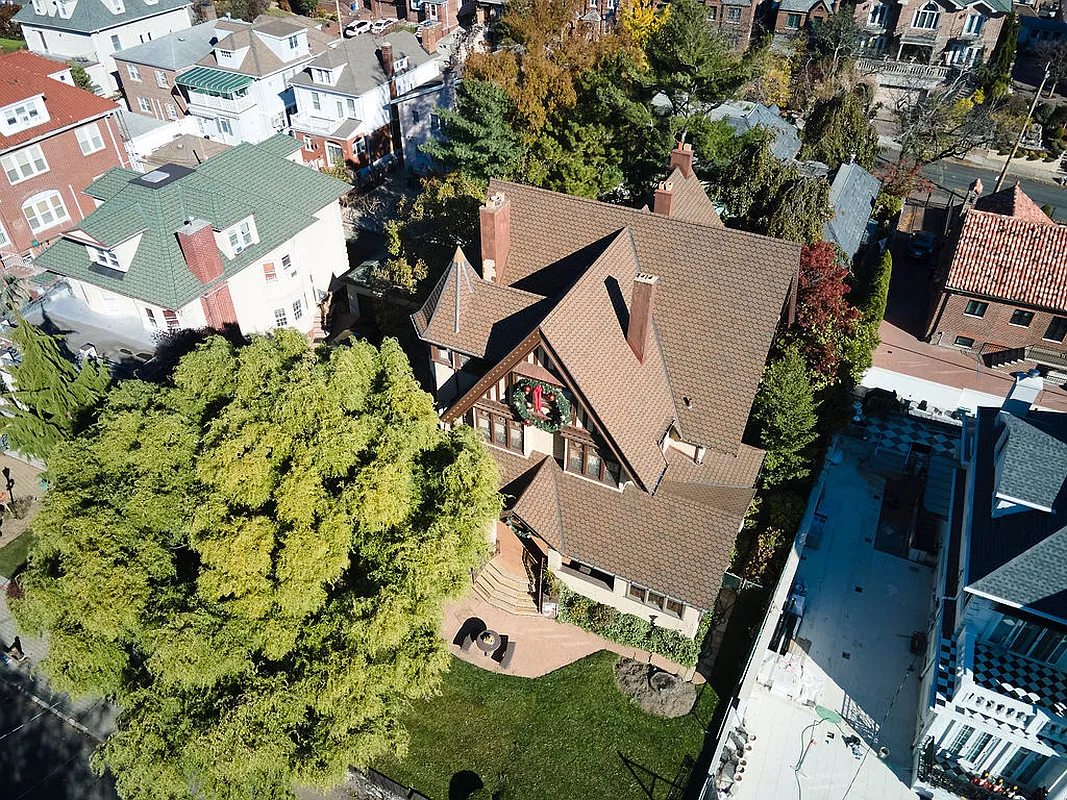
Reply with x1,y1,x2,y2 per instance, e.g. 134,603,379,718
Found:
995,62,1051,192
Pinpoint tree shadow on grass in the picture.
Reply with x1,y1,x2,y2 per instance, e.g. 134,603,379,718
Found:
448,769,483,800
618,751,692,800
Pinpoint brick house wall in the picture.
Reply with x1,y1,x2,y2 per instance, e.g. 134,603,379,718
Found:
852,0,1004,64
295,125,393,169
925,290,1067,354
706,0,758,49
773,0,832,35
115,59,190,122
0,115,127,254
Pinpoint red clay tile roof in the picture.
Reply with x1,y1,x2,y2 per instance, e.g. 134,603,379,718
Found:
0,51,120,151
974,183,1055,226
504,450,757,609
946,207,1067,310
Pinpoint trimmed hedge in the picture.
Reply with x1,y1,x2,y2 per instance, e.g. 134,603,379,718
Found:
556,584,709,668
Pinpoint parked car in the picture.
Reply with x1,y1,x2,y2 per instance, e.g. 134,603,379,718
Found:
370,18,394,34
344,19,372,36
908,231,937,261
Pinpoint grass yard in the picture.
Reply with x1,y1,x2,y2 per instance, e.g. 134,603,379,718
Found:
0,532,34,578
379,651,715,800
0,38,25,53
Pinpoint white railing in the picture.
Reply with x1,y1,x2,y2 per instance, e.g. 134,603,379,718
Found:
857,57,952,81
289,113,346,136
186,91,256,113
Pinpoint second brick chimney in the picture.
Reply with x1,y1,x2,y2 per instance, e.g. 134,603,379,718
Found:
176,219,224,284
380,41,394,78
669,142,694,178
653,181,674,217
480,193,510,283
627,274,658,363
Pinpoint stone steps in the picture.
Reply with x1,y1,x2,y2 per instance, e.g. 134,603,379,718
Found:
472,560,539,616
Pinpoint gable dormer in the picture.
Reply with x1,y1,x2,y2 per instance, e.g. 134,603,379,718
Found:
309,64,343,87
101,0,125,15
0,95,49,136
214,46,249,68
254,27,308,62
55,0,78,20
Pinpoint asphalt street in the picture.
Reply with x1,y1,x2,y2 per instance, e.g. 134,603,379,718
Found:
921,160,1067,220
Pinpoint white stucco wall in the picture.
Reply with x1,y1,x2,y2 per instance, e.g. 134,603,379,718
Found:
188,70,294,145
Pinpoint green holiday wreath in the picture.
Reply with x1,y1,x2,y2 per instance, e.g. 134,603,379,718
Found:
509,378,572,433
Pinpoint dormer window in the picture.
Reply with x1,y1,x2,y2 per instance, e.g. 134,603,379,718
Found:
31,0,43,12
228,220,253,253
287,34,299,48
89,246,121,271
394,56,409,73
312,68,334,85
3,99,42,129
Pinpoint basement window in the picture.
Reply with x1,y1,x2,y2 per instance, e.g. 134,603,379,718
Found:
954,335,975,348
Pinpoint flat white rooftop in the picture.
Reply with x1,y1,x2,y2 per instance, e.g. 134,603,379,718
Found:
731,442,935,800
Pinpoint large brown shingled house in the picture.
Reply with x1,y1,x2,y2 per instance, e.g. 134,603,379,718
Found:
411,143,802,638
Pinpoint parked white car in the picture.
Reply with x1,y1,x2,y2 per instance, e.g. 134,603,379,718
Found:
370,18,394,34
344,19,372,36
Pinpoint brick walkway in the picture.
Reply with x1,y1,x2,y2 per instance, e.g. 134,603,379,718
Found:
0,453,44,549
442,593,702,682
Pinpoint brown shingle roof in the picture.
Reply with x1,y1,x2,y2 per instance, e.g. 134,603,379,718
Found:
946,207,1067,310
662,166,723,228
974,183,1055,225
504,451,754,609
486,178,799,455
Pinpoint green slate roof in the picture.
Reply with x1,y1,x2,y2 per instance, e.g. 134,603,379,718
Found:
36,138,349,310
14,0,191,35
175,65,255,95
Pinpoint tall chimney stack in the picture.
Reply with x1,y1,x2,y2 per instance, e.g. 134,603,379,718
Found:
669,142,694,178
653,181,674,217
380,41,394,78
627,274,658,364
479,193,510,283
176,219,224,284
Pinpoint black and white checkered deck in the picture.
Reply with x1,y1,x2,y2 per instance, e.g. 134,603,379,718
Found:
973,642,1067,717
935,637,960,708
860,414,961,459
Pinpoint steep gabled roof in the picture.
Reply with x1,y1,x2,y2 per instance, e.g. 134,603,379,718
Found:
663,166,722,227
14,0,191,34
0,51,121,152
823,161,881,260
975,182,1055,225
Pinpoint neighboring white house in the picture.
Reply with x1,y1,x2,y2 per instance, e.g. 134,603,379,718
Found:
913,371,1067,800
175,15,335,145
32,134,350,340
288,30,441,170
14,0,193,94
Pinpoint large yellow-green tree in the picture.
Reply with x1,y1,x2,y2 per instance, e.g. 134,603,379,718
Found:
14,331,501,800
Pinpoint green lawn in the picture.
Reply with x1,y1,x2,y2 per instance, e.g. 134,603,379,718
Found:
0,38,26,54
379,651,714,800
0,532,34,578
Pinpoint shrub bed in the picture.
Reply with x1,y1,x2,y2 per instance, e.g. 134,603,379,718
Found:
556,584,709,668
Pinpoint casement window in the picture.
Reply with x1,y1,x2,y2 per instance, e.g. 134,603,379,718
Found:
1009,309,1034,327
963,300,988,318
912,1,940,29
76,122,105,155
229,221,252,252
2,145,48,184
282,253,295,277
145,308,157,328
964,732,993,763
127,64,142,81
628,583,686,617
964,12,985,34
326,141,344,166
91,247,120,270
473,407,523,452
946,723,974,755
111,34,121,51
155,70,168,88
166,103,177,120
868,2,888,25
726,6,741,21
263,262,278,282
1044,316,1067,343
953,335,975,348
287,34,299,48
303,135,314,151
566,439,621,484
335,99,344,117
311,91,321,111
273,307,288,327
162,310,180,329
22,190,69,233
4,99,41,128
293,298,304,320
138,97,152,113
354,137,367,156
987,615,1067,666
346,98,356,117
218,118,233,136
786,12,801,28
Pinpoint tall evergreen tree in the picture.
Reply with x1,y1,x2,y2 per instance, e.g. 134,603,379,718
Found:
0,318,110,460
800,90,879,171
14,331,501,800
753,346,819,486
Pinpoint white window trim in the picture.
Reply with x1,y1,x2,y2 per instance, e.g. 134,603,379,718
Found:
2,144,49,185
22,190,70,234
127,63,141,81
76,122,105,156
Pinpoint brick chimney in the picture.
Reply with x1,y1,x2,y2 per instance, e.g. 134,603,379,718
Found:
669,142,694,178
653,181,674,217
176,219,224,284
380,41,394,78
627,274,658,363
479,193,510,283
